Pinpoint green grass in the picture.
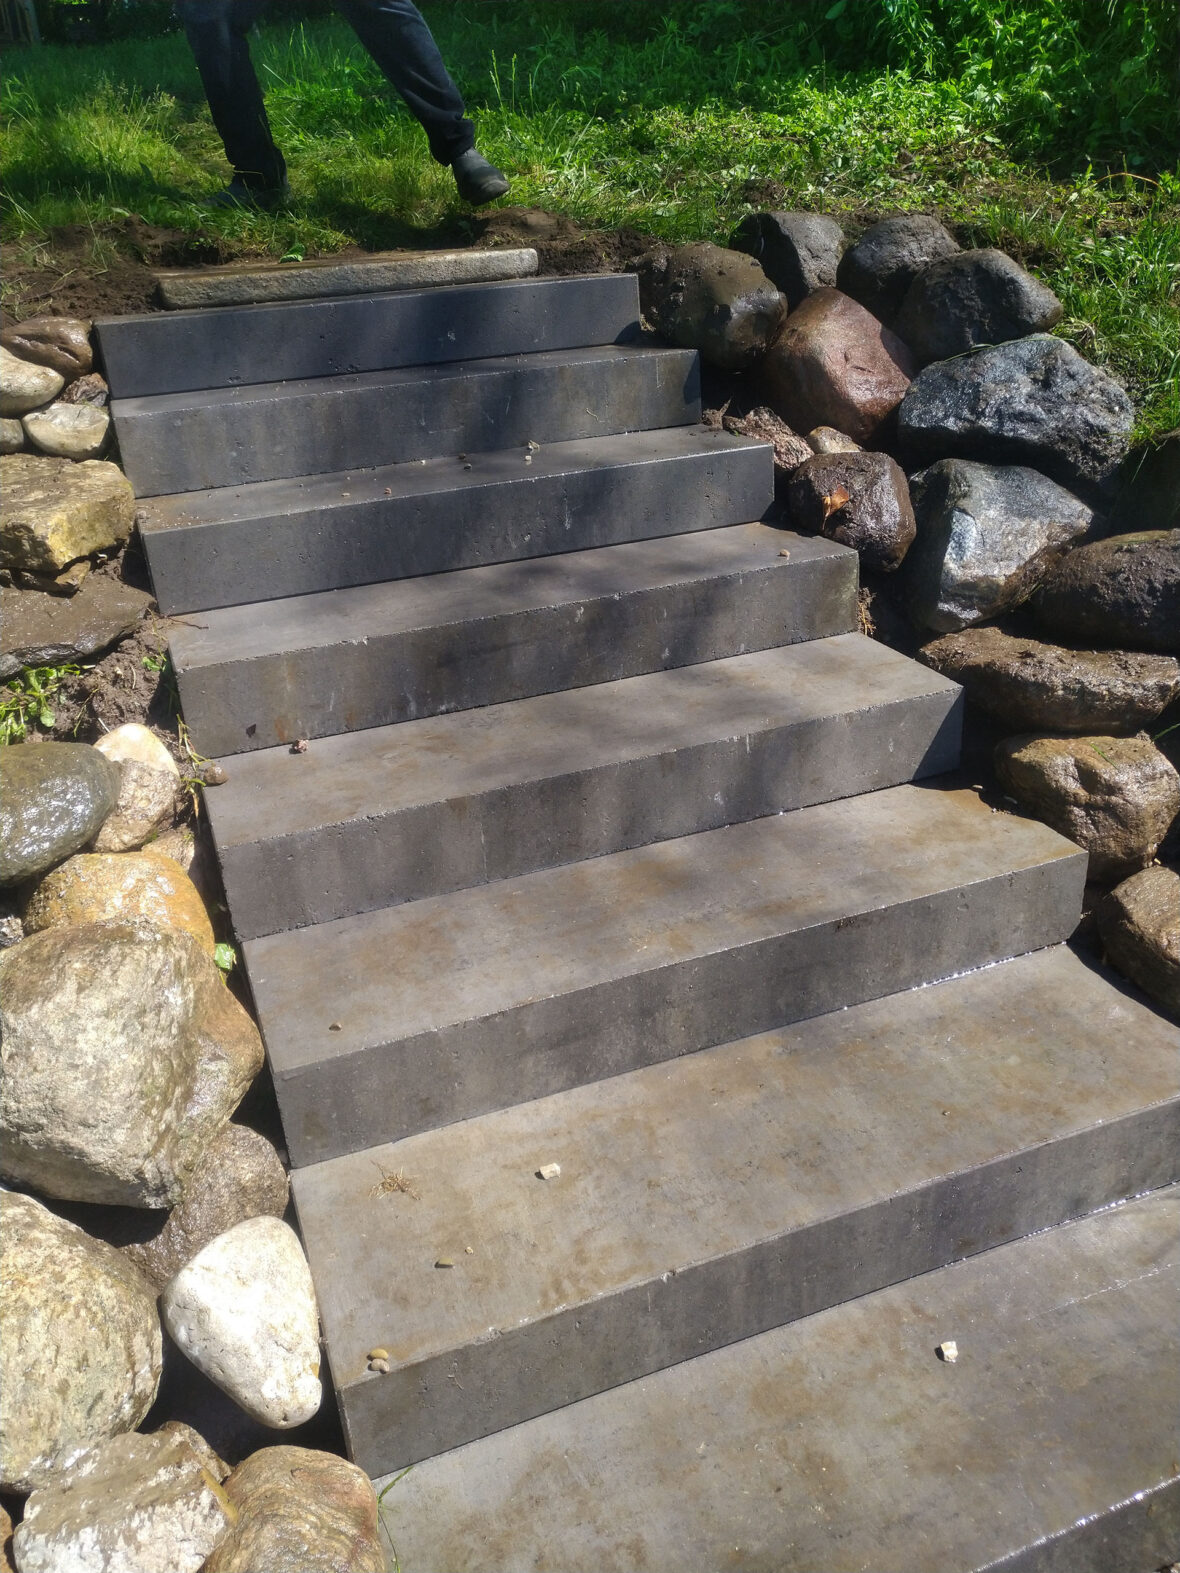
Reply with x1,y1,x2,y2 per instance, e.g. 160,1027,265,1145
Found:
3,1,1177,433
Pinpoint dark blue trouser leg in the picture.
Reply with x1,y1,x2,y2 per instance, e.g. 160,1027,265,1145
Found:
177,0,287,189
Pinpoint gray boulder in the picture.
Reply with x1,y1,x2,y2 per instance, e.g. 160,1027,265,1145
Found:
0,1191,162,1493
1097,867,1180,1018
907,459,1093,632
894,248,1063,363
0,919,264,1208
897,335,1134,498
836,214,960,323
1033,530,1179,655
639,243,786,372
0,742,122,886
786,451,915,572
729,211,844,309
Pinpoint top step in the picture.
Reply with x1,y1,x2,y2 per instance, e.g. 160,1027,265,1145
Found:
96,273,640,399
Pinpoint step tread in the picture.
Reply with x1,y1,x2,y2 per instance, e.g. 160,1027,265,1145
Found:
373,1186,1180,1573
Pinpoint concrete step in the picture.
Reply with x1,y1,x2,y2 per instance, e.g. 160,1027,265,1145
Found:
247,782,1086,1167
97,272,637,397
371,1184,1180,1573
140,428,774,615
111,343,701,497
209,634,962,938
293,945,1180,1476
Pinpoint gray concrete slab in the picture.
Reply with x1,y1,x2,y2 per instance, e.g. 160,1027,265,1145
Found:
97,273,636,397
372,1186,1180,1573
172,525,851,753
210,635,962,937
139,428,773,615
111,344,702,496
246,783,1087,1166
294,945,1180,1473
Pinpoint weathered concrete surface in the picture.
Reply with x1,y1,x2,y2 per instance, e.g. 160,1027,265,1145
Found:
139,428,773,615
375,1187,1180,1573
209,634,961,937
97,273,635,398
111,345,702,496
174,526,852,757
294,946,1180,1474
246,783,1086,1165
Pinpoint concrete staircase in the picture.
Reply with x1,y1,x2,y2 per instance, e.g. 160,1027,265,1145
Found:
97,270,1180,1573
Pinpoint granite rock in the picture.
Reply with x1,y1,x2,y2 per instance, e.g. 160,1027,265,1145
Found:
1097,867,1180,1018
1033,530,1179,655
894,247,1063,363
639,242,786,371
806,425,861,454
93,760,181,853
59,371,109,408
0,346,64,418
0,418,24,454
0,454,135,574
23,400,109,461
1,316,93,381
22,849,215,954
95,721,180,776
1110,429,1180,533
0,741,122,886
729,211,844,309
786,450,915,571
835,214,960,323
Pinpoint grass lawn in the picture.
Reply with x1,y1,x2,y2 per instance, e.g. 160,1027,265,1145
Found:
2,0,1178,435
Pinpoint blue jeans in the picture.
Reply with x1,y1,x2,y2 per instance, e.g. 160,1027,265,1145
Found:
178,0,475,188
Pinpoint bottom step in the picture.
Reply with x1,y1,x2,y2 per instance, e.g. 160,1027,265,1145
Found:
376,1187,1180,1573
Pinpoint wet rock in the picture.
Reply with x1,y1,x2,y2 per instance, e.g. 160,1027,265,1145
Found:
0,454,135,574
0,891,23,949
22,849,215,954
13,1425,232,1573
906,458,1093,632
806,425,861,454
0,1191,162,1493
762,288,915,444
0,741,122,886
897,335,1134,498
1033,531,1179,656
1097,867,1180,1018
639,242,786,371
203,1447,384,1573
93,761,181,853
11,559,90,597
729,211,843,309
995,733,1180,882
894,248,1063,363
722,405,812,492
23,400,109,461
0,576,153,682
0,346,64,418
1110,429,1180,533
920,627,1180,734
94,720,179,776
835,214,960,323
1,317,93,382
0,418,24,454
59,371,109,408
162,1216,322,1429
786,451,915,571
124,1123,290,1292
0,919,264,1207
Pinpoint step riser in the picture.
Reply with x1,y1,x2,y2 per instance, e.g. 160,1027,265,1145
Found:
319,1103,1180,1475
993,1482,1180,1573
217,688,962,939
261,854,1085,1166
112,348,702,496
96,274,640,397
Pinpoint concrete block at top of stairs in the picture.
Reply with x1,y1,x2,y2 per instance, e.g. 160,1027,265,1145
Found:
170,524,852,754
208,635,963,939
138,427,774,615
97,273,638,398
294,945,1180,1475
372,1186,1180,1573
110,344,702,497
150,245,538,310
247,782,1088,1166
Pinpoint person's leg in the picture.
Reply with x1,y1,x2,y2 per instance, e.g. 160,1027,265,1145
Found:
178,0,288,193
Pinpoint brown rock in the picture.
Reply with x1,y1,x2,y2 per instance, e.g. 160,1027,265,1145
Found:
23,849,215,953
0,453,135,574
639,242,786,371
1,316,93,380
722,405,812,492
762,288,915,444
995,733,1180,882
920,627,1180,734
1033,530,1180,656
93,760,181,852
203,1447,385,1573
0,575,153,682
60,371,109,407
786,451,915,571
1097,867,1180,1018
806,425,861,454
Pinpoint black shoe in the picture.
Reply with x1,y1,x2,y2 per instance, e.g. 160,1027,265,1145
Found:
204,176,290,212
451,148,510,205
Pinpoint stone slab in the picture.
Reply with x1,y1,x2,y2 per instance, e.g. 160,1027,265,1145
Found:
0,578,153,681
373,1186,1180,1573
246,782,1087,1166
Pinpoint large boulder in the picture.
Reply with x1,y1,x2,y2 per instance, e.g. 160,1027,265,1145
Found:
893,248,1063,363
722,405,812,492
0,920,264,1207
22,400,110,461
639,242,785,371
1097,867,1180,1018
161,1216,322,1429
906,459,1092,632
762,288,916,444
1033,531,1179,655
785,450,915,572
0,454,135,574
22,849,215,954
919,627,1180,734
897,335,1134,498
0,346,64,418
0,741,122,886
0,1191,162,1494
1,316,93,381
995,733,1180,882
12,1426,232,1573
202,1447,385,1573
729,211,844,309
0,576,153,682
835,214,960,323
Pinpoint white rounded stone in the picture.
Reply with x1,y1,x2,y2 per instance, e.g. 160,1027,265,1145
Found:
23,400,110,460
95,722,181,779
1,345,64,417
